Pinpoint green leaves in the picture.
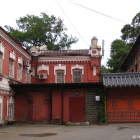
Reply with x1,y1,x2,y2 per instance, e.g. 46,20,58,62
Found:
4,13,78,50
107,39,130,73
107,11,140,73
121,11,140,44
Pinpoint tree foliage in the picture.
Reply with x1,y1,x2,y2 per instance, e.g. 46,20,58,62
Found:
5,13,78,50
107,11,140,73
121,12,140,44
100,65,110,74
107,39,130,73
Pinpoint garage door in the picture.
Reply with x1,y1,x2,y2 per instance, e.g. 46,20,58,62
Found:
106,88,140,122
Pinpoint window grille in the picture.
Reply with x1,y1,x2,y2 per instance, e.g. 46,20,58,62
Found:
8,103,14,120
9,59,14,77
18,64,22,80
73,70,82,83
57,71,64,83
0,53,2,73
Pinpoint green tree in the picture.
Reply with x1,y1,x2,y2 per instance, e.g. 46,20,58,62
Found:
107,39,130,73
107,12,140,73
121,11,140,44
100,65,110,74
5,13,78,50
99,65,110,82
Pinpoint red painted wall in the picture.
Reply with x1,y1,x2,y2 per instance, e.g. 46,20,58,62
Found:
52,89,62,121
63,89,85,122
0,94,11,122
32,60,101,84
0,38,30,83
14,93,28,122
14,91,51,123
51,88,85,123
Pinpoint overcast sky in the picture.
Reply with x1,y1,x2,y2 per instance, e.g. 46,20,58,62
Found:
0,0,140,66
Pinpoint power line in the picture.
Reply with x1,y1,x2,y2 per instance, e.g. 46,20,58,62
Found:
55,0,89,47
66,0,128,24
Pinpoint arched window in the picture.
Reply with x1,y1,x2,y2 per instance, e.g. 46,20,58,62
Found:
71,65,84,83
54,64,66,83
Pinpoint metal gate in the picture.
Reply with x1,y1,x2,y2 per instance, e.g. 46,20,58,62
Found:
106,88,140,122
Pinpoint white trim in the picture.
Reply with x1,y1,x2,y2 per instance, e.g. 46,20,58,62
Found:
0,96,3,122
54,64,66,75
54,64,66,83
71,64,84,75
10,51,16,61
38,56,90,63
17,64,22,81
0,53,3,73
18,57,23,65
37,64,49,75
7,96,14,120
0,30,31,61
93,66,96,75
0,42,5,60
9,59,14,78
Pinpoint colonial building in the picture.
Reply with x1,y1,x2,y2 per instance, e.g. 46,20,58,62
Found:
0,26,102,125
0,27,32,124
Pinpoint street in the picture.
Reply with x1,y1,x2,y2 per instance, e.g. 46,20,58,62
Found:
0,123,140,140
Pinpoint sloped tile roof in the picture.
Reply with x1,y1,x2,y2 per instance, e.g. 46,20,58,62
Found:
102,72,140,88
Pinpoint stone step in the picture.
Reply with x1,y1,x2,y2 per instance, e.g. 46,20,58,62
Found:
66,122,89,126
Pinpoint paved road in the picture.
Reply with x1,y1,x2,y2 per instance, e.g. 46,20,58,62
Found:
0,123,140,140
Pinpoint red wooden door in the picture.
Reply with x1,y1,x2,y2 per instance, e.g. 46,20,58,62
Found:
69,97,85,122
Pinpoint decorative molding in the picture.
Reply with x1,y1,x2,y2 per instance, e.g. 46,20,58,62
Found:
38,56,90,63
0,29,31,61
0,89,10,95
71,64,84,75
54,64,66,75
54,64,66,83
10,51,16,61
0,42,5,60
37,64,49,75
18,57,23,65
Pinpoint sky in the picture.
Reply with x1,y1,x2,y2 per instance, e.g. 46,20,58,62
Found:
0,0,140,66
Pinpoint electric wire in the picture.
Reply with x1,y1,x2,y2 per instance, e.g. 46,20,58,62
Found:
66,0,128,24
55,0,89,47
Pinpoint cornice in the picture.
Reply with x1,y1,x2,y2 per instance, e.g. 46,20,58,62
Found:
38,56,91,63
0,29,31,61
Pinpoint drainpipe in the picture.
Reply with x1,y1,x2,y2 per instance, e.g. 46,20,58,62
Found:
61,84,63,125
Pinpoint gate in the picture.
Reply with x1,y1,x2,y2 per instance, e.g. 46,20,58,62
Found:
107,88,140,122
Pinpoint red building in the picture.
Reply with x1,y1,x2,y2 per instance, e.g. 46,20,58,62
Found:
0,26,102,125
0,27,31,124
